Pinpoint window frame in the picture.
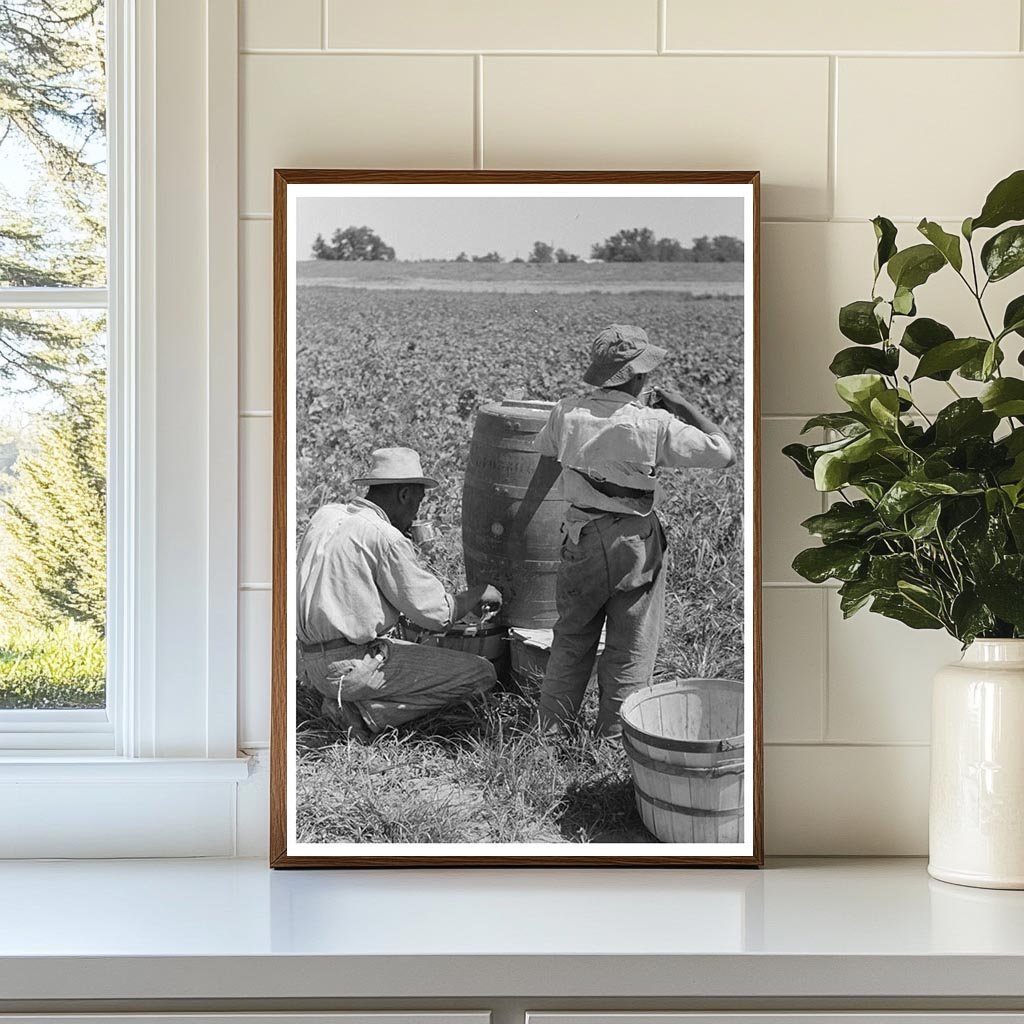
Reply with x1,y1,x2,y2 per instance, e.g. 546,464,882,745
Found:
0,4,119,751
0,0,243,788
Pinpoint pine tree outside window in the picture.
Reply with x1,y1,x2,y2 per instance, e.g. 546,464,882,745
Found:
0,2,110,740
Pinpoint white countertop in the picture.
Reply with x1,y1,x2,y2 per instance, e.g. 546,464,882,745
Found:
1,857,1023,1002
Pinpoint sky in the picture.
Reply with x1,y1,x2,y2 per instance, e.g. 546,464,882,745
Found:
296,196,744,262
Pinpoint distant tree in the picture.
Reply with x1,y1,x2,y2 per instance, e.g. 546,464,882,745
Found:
311,233,331,259
590,227,657,262
690,235,714,263
655,237,687,262
710,234,744,262
471,251,503,263
454,251,469,263
0,375,106,633
510,256,524,264
0,0,106,397
554,248,579,263
316,225,395,261
529,241,554,264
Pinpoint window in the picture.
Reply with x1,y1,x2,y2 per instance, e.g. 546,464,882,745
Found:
0,0,110,746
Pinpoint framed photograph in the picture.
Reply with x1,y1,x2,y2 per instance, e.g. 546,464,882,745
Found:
270,170,762,867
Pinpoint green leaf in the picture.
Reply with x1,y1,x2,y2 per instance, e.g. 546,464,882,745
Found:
900,317,955,360
911,337,988,381
814,451,851,491
892,286,916,316
782,442,815,479
960,344,1004,381
980,378,1024,418
933,399,999,444
985,486,1010,514
872,216,898,277
868,389,902,430
835,373,886,414
800,501,879,543
838,579,881,618
982,341,1001,381
908,501,942,540
950,592,995,644
792,543,866,584
877,479,958,524
1003,295,1024,340
829,345,899,378
839,299,887,345
871,594,943,630
868,552,915,587
887,243,946,291
971,169,1024,232
962,216,974,241
917,219,963,272
800,412,865,435
981,225,1024,282
976,577,1024,629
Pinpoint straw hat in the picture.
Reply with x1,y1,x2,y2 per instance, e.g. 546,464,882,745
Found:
351,447,439,489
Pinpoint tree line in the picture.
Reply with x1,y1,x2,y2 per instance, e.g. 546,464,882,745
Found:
311,226,744,263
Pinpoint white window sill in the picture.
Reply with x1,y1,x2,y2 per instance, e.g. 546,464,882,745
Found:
0,754,252,782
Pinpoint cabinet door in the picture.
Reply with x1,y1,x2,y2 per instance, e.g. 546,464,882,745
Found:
528,1016,1024,1024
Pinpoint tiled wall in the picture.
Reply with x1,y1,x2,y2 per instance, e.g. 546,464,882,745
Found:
236,0,1024,854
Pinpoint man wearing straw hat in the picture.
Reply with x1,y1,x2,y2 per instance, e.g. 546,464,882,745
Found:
297,447,503,738
535,324,736,739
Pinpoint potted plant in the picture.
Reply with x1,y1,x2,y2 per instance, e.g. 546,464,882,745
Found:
785,169,1024,889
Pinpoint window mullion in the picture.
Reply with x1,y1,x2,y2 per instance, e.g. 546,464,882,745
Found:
0,287,108,310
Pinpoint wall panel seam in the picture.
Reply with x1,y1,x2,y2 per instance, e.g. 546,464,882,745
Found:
321,0,328,50
239,47,662,56
474,55,484,169
657,0,666,54
819,588,829,742
827,56,837,220
768,741,931,748
237,47,1024,57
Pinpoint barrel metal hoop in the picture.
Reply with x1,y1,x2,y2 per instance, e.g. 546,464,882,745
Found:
634,787,743,818
621,717,744,755
623,736,744,776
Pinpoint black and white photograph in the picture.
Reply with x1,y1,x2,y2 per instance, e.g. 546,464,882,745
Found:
272,171,762,866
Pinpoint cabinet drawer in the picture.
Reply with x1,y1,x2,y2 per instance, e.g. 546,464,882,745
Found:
0,1015,490,1024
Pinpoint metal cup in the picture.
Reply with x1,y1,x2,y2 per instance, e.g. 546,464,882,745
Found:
410,520,436,545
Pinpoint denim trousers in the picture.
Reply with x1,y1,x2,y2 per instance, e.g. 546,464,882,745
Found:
538,512,667,737
299,637,496,733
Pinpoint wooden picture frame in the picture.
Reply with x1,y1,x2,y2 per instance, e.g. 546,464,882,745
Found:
271,170,763,867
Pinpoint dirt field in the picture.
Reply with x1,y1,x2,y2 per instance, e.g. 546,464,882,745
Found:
294,268,746,844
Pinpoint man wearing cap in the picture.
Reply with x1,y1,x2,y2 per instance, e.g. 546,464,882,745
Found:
535,324,736,738
296,446,503,737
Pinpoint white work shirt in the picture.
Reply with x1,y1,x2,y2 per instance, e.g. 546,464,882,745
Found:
535,388,734,539
296,498,454,646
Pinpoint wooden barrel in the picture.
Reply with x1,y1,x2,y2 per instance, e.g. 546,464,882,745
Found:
620,679,745,843
462,400,565,628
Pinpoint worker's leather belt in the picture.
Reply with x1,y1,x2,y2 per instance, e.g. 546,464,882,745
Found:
576,469,653,501
300,636,356,655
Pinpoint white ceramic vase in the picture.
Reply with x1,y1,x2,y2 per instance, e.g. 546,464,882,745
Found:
929,639,1024,889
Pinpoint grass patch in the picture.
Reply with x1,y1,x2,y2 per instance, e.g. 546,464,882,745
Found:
0,620,105,709
295,683,649,845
